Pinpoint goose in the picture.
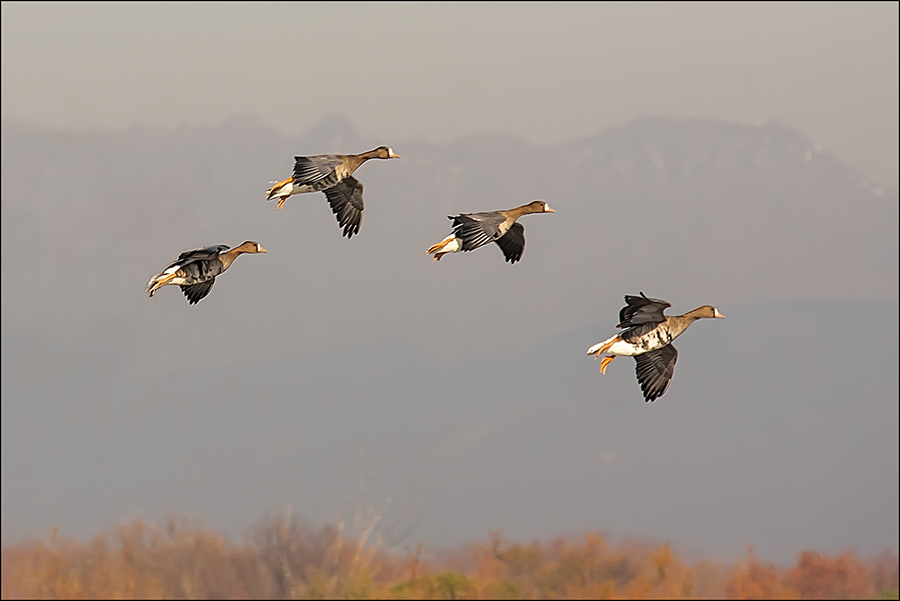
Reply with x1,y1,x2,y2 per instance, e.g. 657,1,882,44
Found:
426,200,555,263
145,241,267,305
266,146,400,238
586,292,724,402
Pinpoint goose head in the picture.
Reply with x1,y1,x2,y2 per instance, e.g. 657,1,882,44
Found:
369,146,401,159
232,241,268,254
525,200,555,214
687,305,724,320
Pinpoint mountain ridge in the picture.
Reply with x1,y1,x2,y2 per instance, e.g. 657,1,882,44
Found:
1,113,896,345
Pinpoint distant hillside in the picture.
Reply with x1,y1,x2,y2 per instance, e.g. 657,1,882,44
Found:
1,114,896,347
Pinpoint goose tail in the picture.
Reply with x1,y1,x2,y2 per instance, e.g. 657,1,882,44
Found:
266,177,294,208
146,270,178,298
586,335,619,357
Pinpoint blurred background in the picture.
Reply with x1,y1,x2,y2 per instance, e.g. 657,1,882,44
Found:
2,2,897,572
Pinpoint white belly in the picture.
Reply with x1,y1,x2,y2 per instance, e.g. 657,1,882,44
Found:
616,327,676,355
606,338,646,356
587,328,675,357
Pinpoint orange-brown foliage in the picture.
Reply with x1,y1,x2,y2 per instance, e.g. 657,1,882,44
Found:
725,548,799,600
1,514,896,600
788,550,875,600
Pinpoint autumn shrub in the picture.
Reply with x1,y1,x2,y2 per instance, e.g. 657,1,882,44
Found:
1,514,897,600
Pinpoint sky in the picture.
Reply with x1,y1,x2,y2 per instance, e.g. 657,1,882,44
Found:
1,2,898,566
1,2,898,188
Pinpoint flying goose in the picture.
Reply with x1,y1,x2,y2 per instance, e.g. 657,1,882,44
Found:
586,293,724,402
266,146,400,238
146,241,267,305
426,200,555,263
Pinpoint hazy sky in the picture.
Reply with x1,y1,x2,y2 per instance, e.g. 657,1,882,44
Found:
2,2,898,188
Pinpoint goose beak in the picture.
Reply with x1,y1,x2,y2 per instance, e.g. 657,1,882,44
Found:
545,204,556,213
389,151,401,159
714,308,724,318
258,246,268,253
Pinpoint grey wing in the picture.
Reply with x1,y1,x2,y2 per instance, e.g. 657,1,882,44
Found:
176,245,229,263
451,212,505,252
322,176,364,239
155,245,226,275
177,258,223,286
618,292,671,327
494,222,526,264
633,344,678,402
180,279,215,305
293,154,343,186
620,322,659,344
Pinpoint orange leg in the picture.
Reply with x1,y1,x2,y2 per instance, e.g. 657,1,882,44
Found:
147,272,178,297
267,177,293,209
599,355,616,374
426,241,446,254
426,235,455,257
590,335,619,357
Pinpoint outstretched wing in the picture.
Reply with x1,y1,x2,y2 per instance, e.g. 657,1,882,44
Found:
149,245,227,279
618,292,671,328
633,344,678,402
180,279,216,305
322,176,364,239
493,222,526,264
450,212,506,252
292,154,343,187
176,245,229,264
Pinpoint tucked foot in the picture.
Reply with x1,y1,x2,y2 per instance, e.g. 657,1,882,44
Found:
427,235,461,260
267,178,293,206
426,239,449,255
